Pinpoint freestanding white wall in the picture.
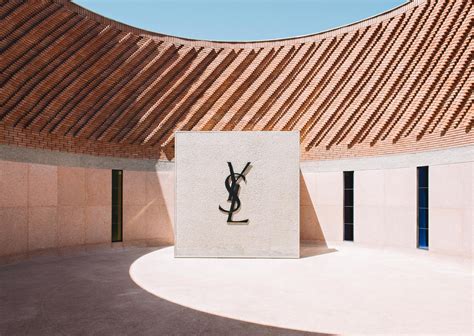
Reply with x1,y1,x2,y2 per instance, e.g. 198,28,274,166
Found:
175,131,300,258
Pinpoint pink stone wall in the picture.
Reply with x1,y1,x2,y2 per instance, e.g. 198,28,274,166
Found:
300,165,473,257
0,161,112,261
430,162,473,257
300,171,343,242
354,168,417,249
1,159,472,260
0,160,175,261
0,161,28,257
123,170,174,245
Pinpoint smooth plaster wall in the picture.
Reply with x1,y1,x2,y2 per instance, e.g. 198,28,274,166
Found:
175,132,300,258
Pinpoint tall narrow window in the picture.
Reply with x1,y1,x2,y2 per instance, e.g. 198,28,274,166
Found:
112,170,123,242
343,171,354,241
417,166,428,249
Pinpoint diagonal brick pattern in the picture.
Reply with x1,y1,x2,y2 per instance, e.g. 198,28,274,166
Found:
0,0,472,160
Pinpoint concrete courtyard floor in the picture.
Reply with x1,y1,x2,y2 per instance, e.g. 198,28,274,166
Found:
1,244,472,335
130,243,473,335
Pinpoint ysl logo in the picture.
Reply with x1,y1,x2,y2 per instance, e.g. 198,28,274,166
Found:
219,162,251,224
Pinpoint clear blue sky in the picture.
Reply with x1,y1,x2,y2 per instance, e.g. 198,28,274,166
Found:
74,0,405,41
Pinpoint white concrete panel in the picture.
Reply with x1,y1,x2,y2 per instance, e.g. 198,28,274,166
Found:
384,206,417,248
430,162,472,209
312,171,343,206
312,204,343,242
430,208,465,255
175,131,299,258
355,170,384,206
430,162,473,256
355,205,384,245
385,168,415,207
300,171,342,242
354,168,417,249
300,204,324,241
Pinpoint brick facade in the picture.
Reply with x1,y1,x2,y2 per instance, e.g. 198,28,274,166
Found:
0,0,472,161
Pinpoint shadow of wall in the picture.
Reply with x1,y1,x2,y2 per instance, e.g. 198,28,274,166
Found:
1,161,340,261
300,171,327,245
124,170,332,247
122,170,175,246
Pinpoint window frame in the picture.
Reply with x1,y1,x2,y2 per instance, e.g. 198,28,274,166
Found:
343,171,354,242
417,166,429,250
112,169,123,242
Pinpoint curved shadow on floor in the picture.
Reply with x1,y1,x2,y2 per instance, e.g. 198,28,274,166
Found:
0,246,333,336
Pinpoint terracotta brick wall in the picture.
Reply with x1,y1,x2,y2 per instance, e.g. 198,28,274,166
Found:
0,0,471,161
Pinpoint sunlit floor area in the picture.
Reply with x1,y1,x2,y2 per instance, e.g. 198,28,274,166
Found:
1,244,472,335
130,243,473,335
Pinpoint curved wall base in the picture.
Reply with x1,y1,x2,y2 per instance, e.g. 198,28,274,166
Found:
1,145,472,260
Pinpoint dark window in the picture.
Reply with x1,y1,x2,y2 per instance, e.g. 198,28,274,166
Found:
417,166,428,249
343,171,354,241
112,170,123,242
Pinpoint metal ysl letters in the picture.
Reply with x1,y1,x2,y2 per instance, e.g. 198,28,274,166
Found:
219,162,251,224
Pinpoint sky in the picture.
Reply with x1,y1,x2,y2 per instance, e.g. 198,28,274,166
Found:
74,0,406,41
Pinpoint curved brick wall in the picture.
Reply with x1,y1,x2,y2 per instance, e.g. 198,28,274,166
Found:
0,0,472,160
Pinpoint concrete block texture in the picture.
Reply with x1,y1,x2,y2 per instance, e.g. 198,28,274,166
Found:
28,207,57,251
121,170,175,244
354,168,417,249
0,161,28,207
85,206,111,244
175,131,300,258
28,164,57,207
0,161,113,258
300,171,342,242
0,207,28,256
57,206,86,247
86,169,111,206
430,162,473,256
58,166,86,206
